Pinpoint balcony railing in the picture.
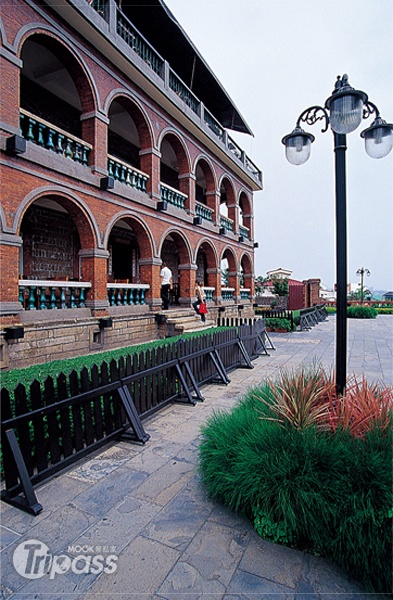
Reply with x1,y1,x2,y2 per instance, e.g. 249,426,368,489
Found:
20,110,92,165
108,155,149,192
239,225,249,239
220,215,234,232
240,288,250,300
221,287,235,302
107,283,150,306
203,108,225,140
78,0,262,185
169,71,199,114
195,202,214,222
203,287,215,301
160,184,187,209
19,280,91,310
116,10,164,76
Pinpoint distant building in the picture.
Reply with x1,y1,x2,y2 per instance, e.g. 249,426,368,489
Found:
383,291,393,301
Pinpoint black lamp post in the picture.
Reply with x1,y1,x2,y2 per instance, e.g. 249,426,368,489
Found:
356,267,370,304
282,74,393,395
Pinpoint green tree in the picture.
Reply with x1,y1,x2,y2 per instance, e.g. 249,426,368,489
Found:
272,276,289,296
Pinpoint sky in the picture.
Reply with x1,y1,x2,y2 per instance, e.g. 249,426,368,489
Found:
164,0,393,291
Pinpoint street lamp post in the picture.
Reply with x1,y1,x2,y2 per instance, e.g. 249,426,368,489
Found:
282,75,393,395
356,267,370,304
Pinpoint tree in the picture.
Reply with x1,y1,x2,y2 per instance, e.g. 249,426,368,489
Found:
272,276,289,296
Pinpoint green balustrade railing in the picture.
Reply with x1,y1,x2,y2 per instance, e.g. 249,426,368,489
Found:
195,202,214,222
240,288,250,300
106,284,149,306
203,287,215,301
108,155,149,192
220,214,234,232
160,184,187,209
227,135,243,160
169,71,199,114
221,288,235,302
239,225,249,239
20,110,91,165
117,12,164,76
90,0,106,18
19,280,91,310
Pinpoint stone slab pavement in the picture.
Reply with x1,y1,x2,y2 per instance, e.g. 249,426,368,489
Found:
1,315,392,599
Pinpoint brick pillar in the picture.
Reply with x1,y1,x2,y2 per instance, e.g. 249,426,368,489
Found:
178,263,197,306
80,112,109,175
207,191,220,226
308,278,321,306
79,249,110,313
140,148,161,201
178,173,195,213
0,53,22,135
228,270,241,303
207,267,221,303
228,202,239,234
0,234,24,320
139,257,162,308
243,272,254,303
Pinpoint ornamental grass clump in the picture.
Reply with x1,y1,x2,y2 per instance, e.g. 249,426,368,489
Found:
198,364,393,594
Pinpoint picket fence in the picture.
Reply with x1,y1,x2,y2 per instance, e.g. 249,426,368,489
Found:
1,321,273,515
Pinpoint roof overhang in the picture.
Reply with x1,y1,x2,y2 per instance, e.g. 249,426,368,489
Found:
120,0,254,135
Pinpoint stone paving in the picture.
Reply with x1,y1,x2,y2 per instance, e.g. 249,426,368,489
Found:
1,315,392,599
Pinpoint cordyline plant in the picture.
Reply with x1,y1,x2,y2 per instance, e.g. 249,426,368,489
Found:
256,364,393,438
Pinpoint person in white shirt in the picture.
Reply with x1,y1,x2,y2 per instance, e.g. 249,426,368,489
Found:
160,261,172,310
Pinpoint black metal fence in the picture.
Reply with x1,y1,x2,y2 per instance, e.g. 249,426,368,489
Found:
1,322,272,515
299,305,328,330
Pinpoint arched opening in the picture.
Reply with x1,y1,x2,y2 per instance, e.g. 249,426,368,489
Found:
196,241,217,301
108,99,141,170
195,158,216,223
220,247,237,302
219,177,236,233
160,231,190,306
19,196,95,309
159,133,190,209
20,34,94,163
239,191,252,239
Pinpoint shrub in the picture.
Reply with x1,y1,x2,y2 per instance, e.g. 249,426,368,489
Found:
376,307,393,314
265,317,292,331
347,305,378,319
198,365,393,594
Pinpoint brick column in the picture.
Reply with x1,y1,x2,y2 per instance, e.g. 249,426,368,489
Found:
79,249,110,313
178,263,197,306
139,257,162,308
140,148,161,201
0,234,23,321
243,272,254,302
228,270,241,303
0,52,22,135
207,267,221,303
178,173,195,213
80,112,109,175
207,191,220,226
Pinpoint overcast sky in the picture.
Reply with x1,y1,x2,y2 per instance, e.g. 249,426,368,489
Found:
164,0,393,291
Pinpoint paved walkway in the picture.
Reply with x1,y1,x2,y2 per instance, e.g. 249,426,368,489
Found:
1,315,392,599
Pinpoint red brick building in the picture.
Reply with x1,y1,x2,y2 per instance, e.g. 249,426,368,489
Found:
0,0,262,368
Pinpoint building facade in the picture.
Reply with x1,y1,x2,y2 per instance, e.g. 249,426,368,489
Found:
0,0,263,369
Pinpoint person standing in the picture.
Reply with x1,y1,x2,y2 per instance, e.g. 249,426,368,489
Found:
160,261,172,310
193,280,206,322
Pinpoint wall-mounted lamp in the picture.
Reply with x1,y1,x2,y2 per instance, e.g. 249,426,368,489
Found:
219,227,226,235
4,326,25,340
254,242,259,248
193,216,203,226
6,135,26,155
100,176,115,190
99,317,113,329
157,201,168,211
155,313,167,324
239,235,245,243
218,306,226,312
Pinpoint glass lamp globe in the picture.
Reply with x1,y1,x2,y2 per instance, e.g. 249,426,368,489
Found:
326,75,367,134
361,118,393,159
281,127,315,166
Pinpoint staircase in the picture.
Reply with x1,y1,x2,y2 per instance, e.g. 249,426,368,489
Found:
161,307,215,336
